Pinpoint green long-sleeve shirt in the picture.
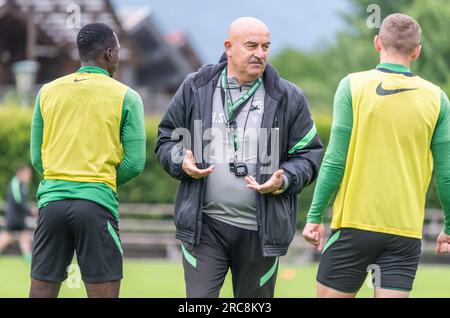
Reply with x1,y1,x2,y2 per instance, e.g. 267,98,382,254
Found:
30,66,146,218
307,63,450,234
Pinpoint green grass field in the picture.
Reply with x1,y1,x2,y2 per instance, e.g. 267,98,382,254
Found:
1,256,450,298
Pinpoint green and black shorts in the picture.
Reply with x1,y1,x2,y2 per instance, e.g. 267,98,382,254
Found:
31,199,123,283
317,228,421,293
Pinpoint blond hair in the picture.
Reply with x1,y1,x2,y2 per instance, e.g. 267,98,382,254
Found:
379,13,421,55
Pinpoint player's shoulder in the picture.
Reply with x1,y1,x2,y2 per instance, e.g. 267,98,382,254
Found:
85,73,131,99
106,74,128,87
347,69,379,82
92,74,129,96
411,74,442,96
340,70,373,95
40,73,77,92
123,86,143,106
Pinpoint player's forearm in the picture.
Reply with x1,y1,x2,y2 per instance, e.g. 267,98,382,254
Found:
307,126,350,223
432,91,450,234
307,76,353,224
117,88,146,186
117,139,146,186
30,92,44,176
433,141,450,234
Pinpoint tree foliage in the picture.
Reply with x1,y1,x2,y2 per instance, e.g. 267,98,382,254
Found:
271,0,450,111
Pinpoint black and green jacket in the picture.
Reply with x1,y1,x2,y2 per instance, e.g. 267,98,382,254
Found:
155,54,323,257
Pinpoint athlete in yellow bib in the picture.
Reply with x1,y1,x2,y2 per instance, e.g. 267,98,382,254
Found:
303,14,450,298
29,23,146,298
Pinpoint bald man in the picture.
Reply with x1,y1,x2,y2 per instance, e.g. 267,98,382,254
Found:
156,17,323,298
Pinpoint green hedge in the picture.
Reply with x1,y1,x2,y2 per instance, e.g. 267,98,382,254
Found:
0,107,38,197
0,106,441,227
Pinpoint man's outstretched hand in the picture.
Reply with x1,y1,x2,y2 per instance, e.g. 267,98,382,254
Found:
245,169,284,194
182,150,214,179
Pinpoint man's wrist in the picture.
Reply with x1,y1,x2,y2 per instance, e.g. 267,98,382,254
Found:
444,227,450,236
280,174,289,190
272,174,289,195
306,215,322,224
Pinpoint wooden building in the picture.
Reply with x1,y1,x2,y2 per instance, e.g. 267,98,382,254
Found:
0,0,203,113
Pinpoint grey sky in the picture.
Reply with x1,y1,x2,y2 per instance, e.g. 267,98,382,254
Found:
112,0,351,63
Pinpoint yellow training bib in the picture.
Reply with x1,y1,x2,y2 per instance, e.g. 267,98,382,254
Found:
40,71,128,191
331,69,441,238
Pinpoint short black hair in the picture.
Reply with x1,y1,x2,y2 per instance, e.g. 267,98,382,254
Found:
77,23,117,61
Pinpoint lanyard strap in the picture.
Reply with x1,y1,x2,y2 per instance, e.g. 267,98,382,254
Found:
220,67,262,123
225,94,256,158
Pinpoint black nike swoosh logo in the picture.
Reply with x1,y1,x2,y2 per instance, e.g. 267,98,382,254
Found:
376,82,418,96
74,78,89,83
